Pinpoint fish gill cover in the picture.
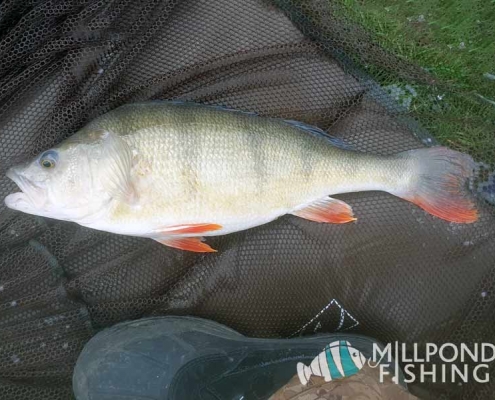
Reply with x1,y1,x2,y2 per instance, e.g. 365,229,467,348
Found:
0,0,494,399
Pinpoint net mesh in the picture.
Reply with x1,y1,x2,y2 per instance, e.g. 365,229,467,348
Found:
0,1,494,399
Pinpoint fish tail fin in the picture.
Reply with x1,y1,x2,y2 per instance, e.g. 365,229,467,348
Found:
297,362,310,386
395,147,478,223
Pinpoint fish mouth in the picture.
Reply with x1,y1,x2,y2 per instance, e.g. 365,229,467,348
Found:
5,168,45,211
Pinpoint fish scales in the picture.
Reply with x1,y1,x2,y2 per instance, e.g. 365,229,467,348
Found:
93,103,347,228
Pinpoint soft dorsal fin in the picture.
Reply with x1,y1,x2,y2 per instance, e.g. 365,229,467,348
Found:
282,119,351,150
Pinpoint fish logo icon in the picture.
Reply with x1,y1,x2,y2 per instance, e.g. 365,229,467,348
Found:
297,340,367,385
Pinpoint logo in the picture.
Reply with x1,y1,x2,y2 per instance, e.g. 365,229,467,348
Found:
369,342,494,384
297,341,494,386
297,340,366,385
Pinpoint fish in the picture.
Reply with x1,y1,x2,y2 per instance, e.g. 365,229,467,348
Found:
297,340,367,385
4,101,478,253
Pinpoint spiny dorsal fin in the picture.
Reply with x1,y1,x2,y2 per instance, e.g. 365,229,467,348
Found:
128,101,351,149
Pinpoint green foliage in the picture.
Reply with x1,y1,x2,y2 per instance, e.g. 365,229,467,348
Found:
337,0,495,162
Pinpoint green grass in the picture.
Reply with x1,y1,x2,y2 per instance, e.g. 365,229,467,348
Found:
336,0,495,162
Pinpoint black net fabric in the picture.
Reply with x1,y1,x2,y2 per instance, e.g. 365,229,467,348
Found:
0,1,494,399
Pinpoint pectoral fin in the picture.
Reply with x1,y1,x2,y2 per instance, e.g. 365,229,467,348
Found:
99,130,138,204
154,237,217,253
291,197,356,224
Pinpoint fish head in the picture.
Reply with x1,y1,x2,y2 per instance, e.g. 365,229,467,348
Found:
4,138,111,222
347,345,367,370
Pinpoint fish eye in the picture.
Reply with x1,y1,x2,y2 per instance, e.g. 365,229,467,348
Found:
41,159,54,168
39,150,58,169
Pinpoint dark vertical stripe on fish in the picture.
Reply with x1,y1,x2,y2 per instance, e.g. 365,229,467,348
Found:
246,118,266,198
181,108,201,201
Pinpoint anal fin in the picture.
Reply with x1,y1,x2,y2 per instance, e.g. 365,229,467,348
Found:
291,197,356,224
154,237,217,253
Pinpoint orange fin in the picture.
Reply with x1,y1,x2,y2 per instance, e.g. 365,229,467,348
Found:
154,237,217,253
156,223,222,235
396,147,478,224
409,196,478,223
291,197,356,224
